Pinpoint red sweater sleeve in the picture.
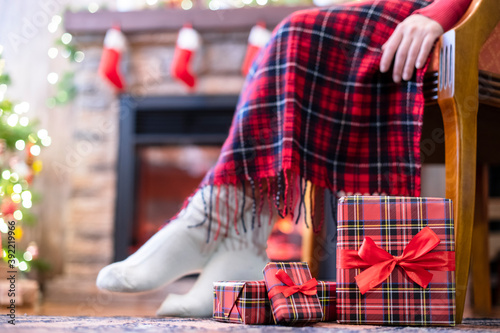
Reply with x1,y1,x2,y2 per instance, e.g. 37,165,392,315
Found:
413,0,473,31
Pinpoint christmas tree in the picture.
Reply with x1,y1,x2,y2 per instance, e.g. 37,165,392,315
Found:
0,48,50,274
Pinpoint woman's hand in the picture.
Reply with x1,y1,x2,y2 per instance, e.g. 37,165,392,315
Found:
380,14,444,83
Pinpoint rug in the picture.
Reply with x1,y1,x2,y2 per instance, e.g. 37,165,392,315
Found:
1,316,499,332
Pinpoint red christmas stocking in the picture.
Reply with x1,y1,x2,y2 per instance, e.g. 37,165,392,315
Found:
241,23,272,76
99,27,127,91
171,25,201,89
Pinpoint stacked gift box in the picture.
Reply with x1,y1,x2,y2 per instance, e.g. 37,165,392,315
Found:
213,196,456,327
213,262,336,325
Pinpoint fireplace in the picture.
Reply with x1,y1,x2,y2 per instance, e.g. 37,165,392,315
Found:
114,95,304,262
114,95,237,260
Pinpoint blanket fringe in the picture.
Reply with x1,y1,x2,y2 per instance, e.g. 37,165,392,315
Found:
257,179,264,228
274,171,285,219
295,178,305,227
249,178,256,230
266,177,274,226
225,184,231,238
233,183,240,235
214,185,221,241
309,183,315,231
165,170,354,244
240,180,247,233
206,183,214,242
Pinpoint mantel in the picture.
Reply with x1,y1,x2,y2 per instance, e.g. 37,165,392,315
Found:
64,6,312,35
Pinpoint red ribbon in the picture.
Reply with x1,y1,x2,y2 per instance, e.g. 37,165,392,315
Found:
338,227,455,295
268,269,318,298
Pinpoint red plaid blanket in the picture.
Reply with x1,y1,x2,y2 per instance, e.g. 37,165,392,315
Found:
197,0,434,233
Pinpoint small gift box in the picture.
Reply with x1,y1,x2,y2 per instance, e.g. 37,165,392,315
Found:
336,196,456,326
317,280,337,322
263,262,323,325
213,280,337,325
213,281,273,325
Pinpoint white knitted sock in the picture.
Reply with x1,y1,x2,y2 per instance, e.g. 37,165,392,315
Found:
96,186,219,292
155,247,269,317
96,185,275,295
156,194,275,317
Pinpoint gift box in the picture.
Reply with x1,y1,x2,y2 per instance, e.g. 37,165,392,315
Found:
263,262,323,325
317,280,337,322
213,281,273,325
213,280,337,325
336,196,456,326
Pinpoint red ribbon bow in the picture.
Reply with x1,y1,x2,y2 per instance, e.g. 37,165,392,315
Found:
339,227,455,295
268,269,318,298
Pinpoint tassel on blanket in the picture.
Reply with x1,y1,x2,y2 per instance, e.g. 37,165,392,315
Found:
240,180,247,233
288,172,295,220
206,184,214,242
275,172,285,219
309,183,315,231
257,179,264,228
303,180,309,228
266,177,274,226
174,170,344,243
295,178,305,226
214,185,222,241
249,178,257,230
224,184,230,238
233,184,240,235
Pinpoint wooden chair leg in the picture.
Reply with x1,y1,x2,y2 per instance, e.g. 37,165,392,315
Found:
471,164,492,315
439,94,478,324
302,220,318,277
302,221,324,279
301,181,323,278
441,106,477,323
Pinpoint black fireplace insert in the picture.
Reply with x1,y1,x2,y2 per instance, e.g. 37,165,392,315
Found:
114,95,238,261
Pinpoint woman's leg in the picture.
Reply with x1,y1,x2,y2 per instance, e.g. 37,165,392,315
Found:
156,216,273,317
156,174,299,317
96,183,274,293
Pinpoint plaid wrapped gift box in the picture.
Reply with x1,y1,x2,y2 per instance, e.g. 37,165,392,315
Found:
213,280,337,325
336,196,456,326
263,262,323,325
213,281,273,325
317,281,337,322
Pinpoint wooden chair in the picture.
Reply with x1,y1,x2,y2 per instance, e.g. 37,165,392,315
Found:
303,0,500,324
433,0,499,323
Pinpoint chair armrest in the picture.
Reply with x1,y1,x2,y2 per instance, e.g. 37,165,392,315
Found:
437,0,500,101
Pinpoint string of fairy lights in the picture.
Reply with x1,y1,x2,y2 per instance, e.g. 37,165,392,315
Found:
0,5,81,273
78,0,314,15
0,45,51,272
